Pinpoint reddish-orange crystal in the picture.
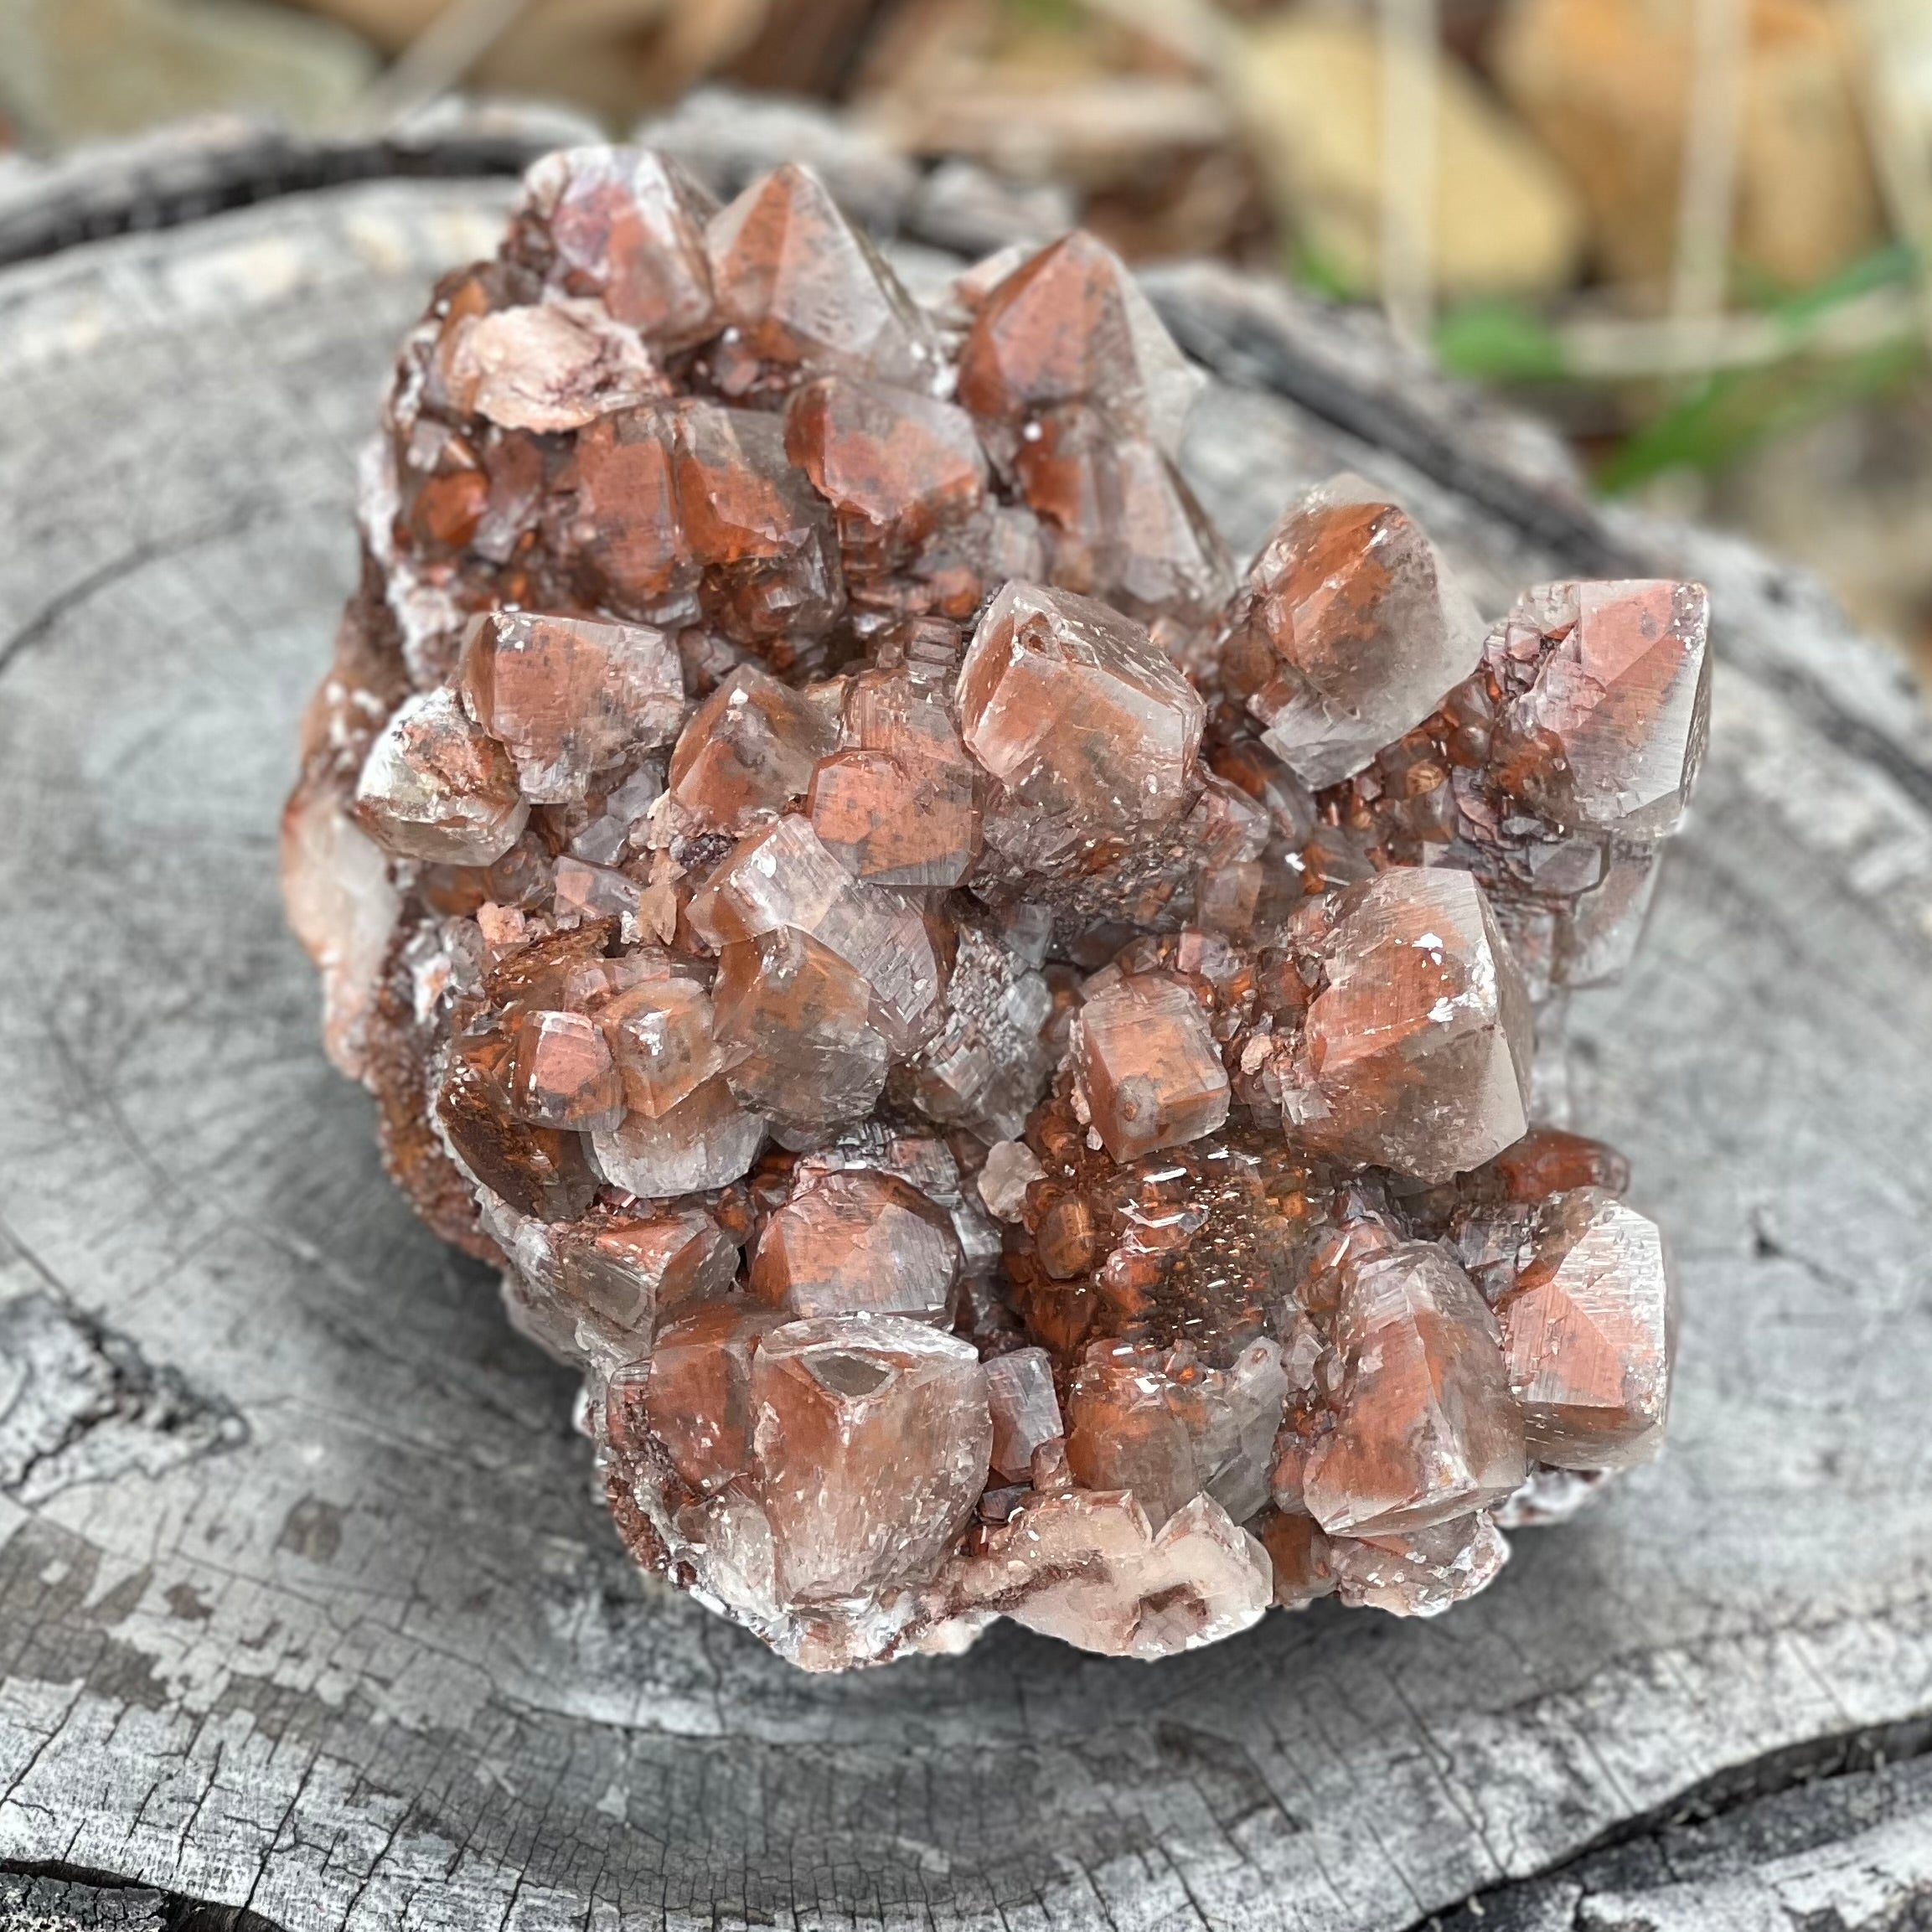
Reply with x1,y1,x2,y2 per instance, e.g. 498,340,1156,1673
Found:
1073,972,1231,1162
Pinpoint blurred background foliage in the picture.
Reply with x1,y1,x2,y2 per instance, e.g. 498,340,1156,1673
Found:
6,0,1932,669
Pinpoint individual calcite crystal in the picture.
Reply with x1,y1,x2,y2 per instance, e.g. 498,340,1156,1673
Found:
354,687,529,865
785,375,989,597
749,1166,962,1321
509,147,719,348
670,401,845,658
956,228,1205,458
589,1072,765,1197
1326,1511,1510,1615
1014,403,1234,643
434,297,665,435
459,610,684,803
959,580,1206,883
1065,1336,1287,1527
752,1315,991,1601
1492,1187,1676,1470
1285,867,1534,1183
705,163,943,395
1217,474,1485,789
711,927,890,1137
983,1346,1063,1480
1303,1242,1526,1535
666,663,838,835
599,969,722,1117
1072,972,1231,1161
287,144,1706,1671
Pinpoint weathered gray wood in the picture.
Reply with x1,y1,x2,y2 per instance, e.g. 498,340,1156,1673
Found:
2,173,1930,1932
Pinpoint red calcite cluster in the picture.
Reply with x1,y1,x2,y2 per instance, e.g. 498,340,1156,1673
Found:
284,146,1707,1670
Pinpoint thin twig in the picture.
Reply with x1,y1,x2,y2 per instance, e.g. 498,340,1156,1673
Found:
1378,0,1439,349
1669,0,1749,359
354,0,541,132
1561,282,1915,378
1847,0,1932,358
1076,0,1237,70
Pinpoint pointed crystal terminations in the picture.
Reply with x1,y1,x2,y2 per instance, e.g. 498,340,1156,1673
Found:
960,581,1205,869
1289,867,1535,1181
1308,572,1712,995
705,163,943,395
957,229,1205,459
1501,579,1712,840
290,141,1705,1671
1494,1188,1676,1470
1219,474,1486,790
1304,1243,1526,1536
509,147,718,348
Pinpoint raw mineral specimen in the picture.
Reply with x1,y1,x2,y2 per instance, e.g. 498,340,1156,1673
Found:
285,143,1705,1671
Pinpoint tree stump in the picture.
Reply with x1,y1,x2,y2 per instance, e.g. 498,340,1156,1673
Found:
2,147,1930,1932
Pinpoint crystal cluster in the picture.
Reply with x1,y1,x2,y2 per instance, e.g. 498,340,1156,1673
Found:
284,145,1707,1670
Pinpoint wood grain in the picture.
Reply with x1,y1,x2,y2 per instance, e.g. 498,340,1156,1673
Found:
1,171,1929,1932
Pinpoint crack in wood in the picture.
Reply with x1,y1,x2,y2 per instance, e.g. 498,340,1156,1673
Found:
0,505,303,681
1,1857,287,1930
1406,1718,1932,1932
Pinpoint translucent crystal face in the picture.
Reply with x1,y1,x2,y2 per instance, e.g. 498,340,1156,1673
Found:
513,147,719,349
667,663,838,836
751,1315,991,1604
982,1346,1062,1482
460,611,684,803
1505,579,1712,839
562,408,696,622
750,1165,963,1323
1219,475,1486,790
353,687,529,866
1294,867,1535,1183
1072,973,1232,1162
705,163,943,394
1494,1188,1676,1470
958,581,1206,867
956,229,1206,457
284,143,1708,1671
785,375,988,562
1303,1243,1528,1537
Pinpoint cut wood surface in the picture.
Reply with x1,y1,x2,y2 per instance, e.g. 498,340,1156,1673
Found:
1,160,1930,1932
